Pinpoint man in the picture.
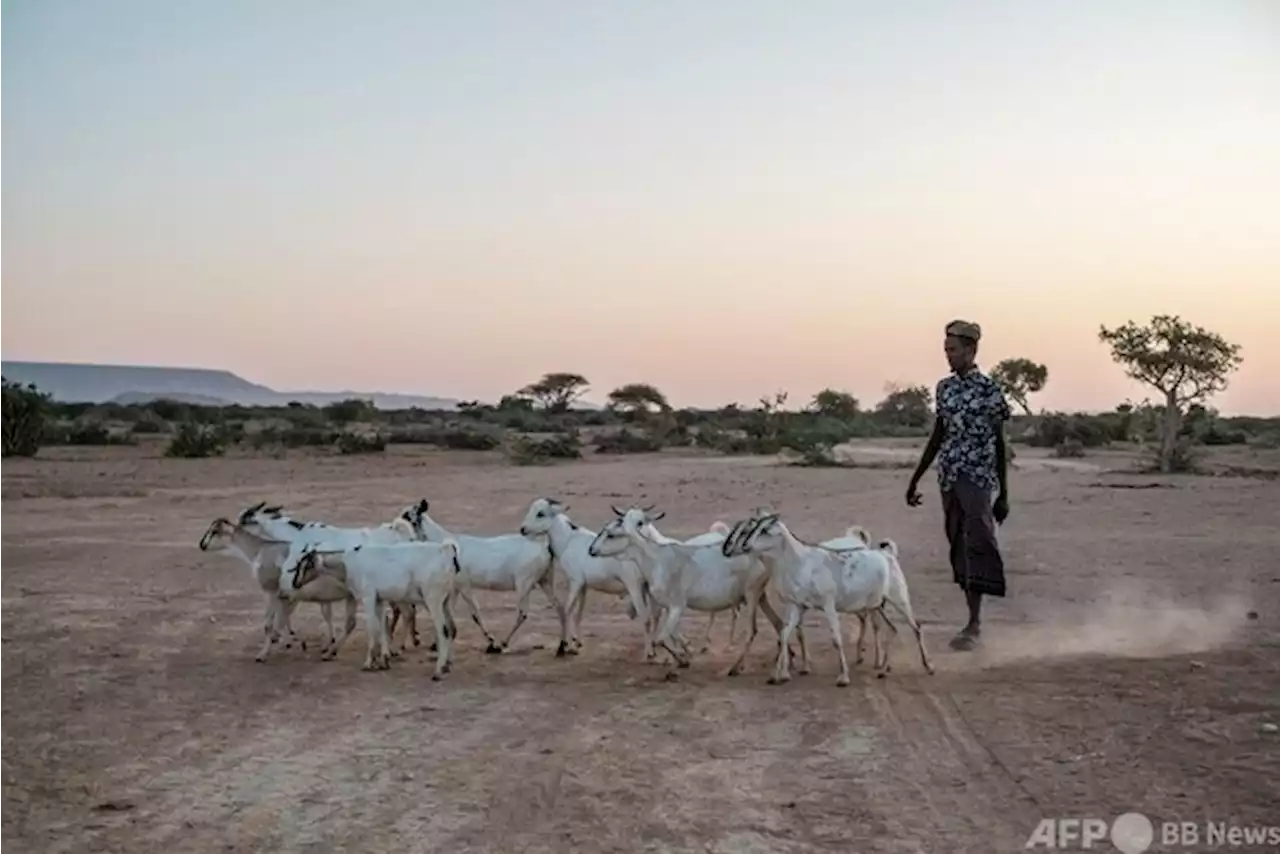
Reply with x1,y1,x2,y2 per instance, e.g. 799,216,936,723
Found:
905,320,1011,651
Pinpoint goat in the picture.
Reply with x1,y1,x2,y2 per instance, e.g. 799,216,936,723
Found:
723,513,933,686
628,517,744,658
281,539,462,677
236,501,430,651
197,518,354,661
518,498,651,658
589,506,787,679
402,499,567,654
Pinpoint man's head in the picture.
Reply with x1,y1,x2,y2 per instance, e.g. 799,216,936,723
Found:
944,319,981,374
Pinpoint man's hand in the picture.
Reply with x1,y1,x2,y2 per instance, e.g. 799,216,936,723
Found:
905,480,923,508
993,493,1010,524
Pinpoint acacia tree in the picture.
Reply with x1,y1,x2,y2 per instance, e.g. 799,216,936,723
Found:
990,358,1049,416
518,372,590,413
1098,315,1242,472
808,389,860,420
607,383,670,415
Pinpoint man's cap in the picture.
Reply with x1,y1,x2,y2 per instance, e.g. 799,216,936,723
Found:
945,320,981,342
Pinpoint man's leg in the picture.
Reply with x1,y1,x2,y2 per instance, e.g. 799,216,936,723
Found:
941,487,975,649
951,478,1005,650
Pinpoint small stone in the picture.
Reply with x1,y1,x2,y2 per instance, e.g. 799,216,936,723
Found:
1246,611,1259,620
1261,723,1278,734
1189,660,1204,670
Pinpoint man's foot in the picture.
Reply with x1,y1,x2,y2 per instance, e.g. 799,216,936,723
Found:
949,625,980,651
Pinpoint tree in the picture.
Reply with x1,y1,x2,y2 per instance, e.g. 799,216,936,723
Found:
607,383,670,415
323,398,375,425
875,383,933,429
2,378,50,458
518,373,590,413
990,358,1049,416
808,389,860,420
1098,315,1242,473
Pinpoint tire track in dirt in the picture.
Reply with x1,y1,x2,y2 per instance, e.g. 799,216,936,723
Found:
861,684,1040,853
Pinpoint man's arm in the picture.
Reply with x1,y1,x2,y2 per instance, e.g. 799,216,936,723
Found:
908,417,945,488
995,425,1009,499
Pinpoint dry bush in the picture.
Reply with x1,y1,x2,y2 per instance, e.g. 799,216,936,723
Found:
505,432,582,465
166,423,227,458
1053,438,1086,458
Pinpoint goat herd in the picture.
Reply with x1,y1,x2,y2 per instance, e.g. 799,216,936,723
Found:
198,497,935,687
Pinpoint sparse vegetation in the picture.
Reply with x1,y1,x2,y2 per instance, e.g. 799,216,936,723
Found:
991,358,1049,416
165,422,227,458
9,330,1273,472
1099,315,1243,473
335,431,387,454
2,378,50,458
505,432,583,465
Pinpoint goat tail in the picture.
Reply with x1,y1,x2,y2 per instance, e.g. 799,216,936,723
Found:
876,538,899,558
709,520,732,535
846,525,873,545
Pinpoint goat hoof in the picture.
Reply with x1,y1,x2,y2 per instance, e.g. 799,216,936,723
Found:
876,671,888,679
485,643,504,655
431,673,442,682
663,671,679,682
428,642,438,653
837,676,850,687
555,642,568,658
725,668,740,678
677,659,691,670
299,640,308,652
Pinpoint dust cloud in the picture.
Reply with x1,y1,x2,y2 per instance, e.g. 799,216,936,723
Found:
981,582,1255,665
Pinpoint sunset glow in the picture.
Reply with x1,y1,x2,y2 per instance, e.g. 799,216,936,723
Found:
4,1,1278,412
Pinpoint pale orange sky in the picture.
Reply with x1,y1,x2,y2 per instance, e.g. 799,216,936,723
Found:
3,2,1278,413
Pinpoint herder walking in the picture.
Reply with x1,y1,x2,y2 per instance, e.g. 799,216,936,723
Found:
905,320,1012,651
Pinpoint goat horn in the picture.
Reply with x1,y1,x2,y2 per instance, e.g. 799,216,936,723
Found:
611,505,623,516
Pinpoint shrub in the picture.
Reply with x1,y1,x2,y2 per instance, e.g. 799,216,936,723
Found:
58,421,137,447
1053,438,1086,458
592,428,664,454
413,427,504,451
1,379,50,458
130,414,168,434
1249,430,1280,450
1139,437,1200,474
505,432,583,465
336,431,387,454
780,419,854,466
1030,414,1110,449
166,423,227,458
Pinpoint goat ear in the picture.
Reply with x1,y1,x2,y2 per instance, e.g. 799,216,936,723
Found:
263,505,282,516
650,511,666,521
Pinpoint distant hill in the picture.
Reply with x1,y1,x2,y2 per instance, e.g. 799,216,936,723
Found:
0,361,461,410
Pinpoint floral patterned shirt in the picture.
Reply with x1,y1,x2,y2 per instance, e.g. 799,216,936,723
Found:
935,369,1011,493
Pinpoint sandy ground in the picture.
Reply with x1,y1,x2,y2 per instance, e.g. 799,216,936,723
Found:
3,441,1278,853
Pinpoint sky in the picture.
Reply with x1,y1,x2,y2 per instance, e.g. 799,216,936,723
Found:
3,1,1278,414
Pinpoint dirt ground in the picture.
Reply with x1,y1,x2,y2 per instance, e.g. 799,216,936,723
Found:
3,441,1278,853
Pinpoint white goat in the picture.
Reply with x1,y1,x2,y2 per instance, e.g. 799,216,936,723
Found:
589,506,786,679
620,517,744,657
197,517,354,661
281,539,462,677
723,513,934,686
402,499,568,655
235,501,444,652
518,498,651,658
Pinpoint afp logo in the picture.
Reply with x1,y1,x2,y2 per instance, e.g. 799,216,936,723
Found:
1025,813,1154,854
